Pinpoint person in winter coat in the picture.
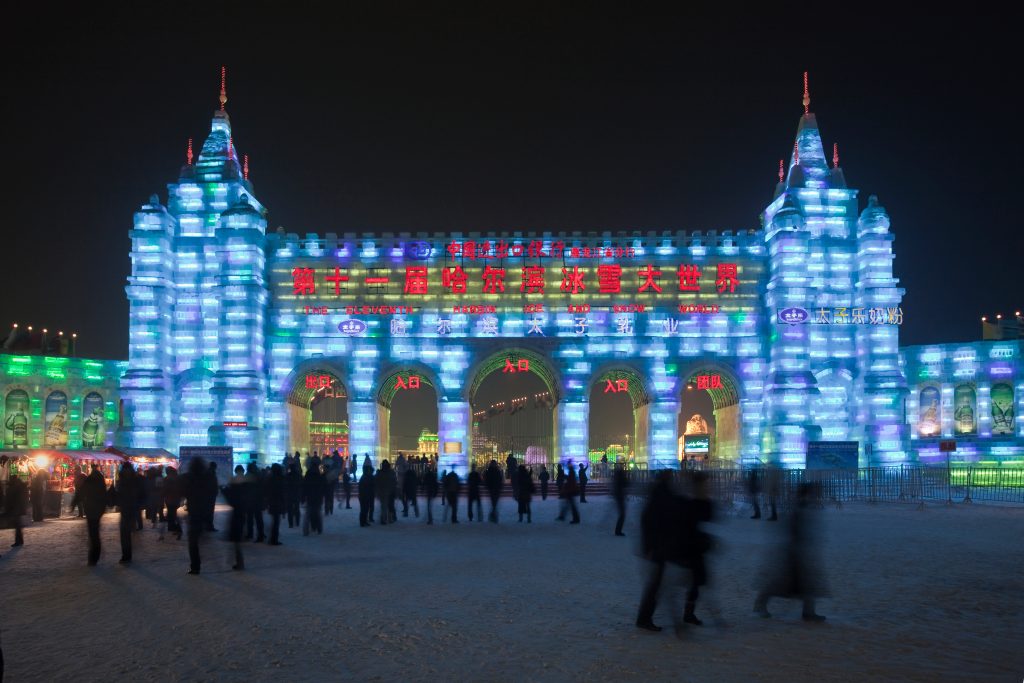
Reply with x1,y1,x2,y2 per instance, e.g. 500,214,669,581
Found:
443,469,460,523
30,468,47,522
358,463,375,527
423,465,439,524
245,463,266,542
516,465,534,523
402,467,419,518
555,463,566,498
266,463,285,545
203,462,219,532
222,465,248,570
635,469,680,631
71,465,87,517
374,460,396,525
181,457,210,575
323,460,338,517
578,462,589,503
342,466,353,509
466,465,483,522
114,463,140,564
753,482,828,622
303,459,325,535
5,475,28,547
163,467,183,538
82,464,108,565
285,463,302,528
484,460,503,523
538,465,550,501
144,466,165,527
557,464,580,524
613,463,629,537
672,472,714,626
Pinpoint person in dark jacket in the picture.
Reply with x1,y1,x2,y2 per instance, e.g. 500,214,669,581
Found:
82,464,107,565
115,463,140,564
144,466,165,527
423,465,438,524
443,469,460,523
181,457,209,575
538,465,550,501
245,463,266,542
303,459,325,535
402,467,419,518
613,463,629,536
636,470,679,631
285,463,302,528
163,466,183,538
223,465,248,570
484,460,503,523
466,465,483,522
6,475,28,547
578,462,589,503
204,462,219,532
555,463,566,498
358,463,375,527
516,465,534,523
323,461,338,516
266,464,285,545
30,468,47,522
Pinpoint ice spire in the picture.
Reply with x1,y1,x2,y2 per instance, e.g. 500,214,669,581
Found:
243,154,249,180
802,71,810,116
187,138,193,166
219,66,227,111
784,72,830,189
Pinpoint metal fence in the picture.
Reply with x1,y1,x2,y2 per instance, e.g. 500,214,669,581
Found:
624,465,1024,507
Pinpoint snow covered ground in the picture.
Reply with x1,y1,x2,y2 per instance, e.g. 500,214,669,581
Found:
2,495,1021,682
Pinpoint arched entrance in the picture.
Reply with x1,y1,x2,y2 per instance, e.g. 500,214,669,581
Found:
588,365,652,471
376,365,440,465
467,348,559,470
678,364,741,464
286,368,348,459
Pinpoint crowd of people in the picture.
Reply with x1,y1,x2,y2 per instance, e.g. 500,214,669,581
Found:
2,452,826,636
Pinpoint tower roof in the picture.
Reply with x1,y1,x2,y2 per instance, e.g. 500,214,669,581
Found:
194,67,242,182
780,73,842,191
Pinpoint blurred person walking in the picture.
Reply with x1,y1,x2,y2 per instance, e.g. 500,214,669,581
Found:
182,458,210,575
303,456,325,535
467,465,483,522
245,463,266,542
5,475,27,548
636,470,678,631
285,463,302,528
82,464,108,565
163,466,183,539
485,460,503,523
223,465,248,570
516,465,534,523
538,465,550,501
753,482,828,621
266,463,285,545
443,469,460,523
578,462,589,503
613,463,629,536
358,463,375,527
115,462,140,565
423,465,438,524
402,466,419,518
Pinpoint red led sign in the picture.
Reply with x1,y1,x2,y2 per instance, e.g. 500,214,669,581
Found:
502,358,530,373
603,379,629,393
695,374,723,390
394,375,421,390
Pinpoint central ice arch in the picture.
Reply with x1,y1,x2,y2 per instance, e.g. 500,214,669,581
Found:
587,362,653,468
465,346,562,469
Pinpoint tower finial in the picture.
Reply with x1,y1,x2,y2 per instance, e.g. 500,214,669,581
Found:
219,66,227,111
833,142,839,169
243,154,249,180
778,159,784,183
794,141,799,165
802,71,810,115
187,138,193,166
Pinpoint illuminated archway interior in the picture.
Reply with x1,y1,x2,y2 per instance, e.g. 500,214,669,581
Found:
376,368,438,463
679,369,741,462
469,350,557,469
589,368,651,467
286,370,347,459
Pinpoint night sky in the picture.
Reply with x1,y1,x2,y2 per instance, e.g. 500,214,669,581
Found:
4,5,1020,445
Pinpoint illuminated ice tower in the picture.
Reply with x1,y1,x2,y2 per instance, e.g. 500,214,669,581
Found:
761,74,907,466
119,69,267,455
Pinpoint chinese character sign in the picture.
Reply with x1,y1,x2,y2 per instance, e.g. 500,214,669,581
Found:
694,374,723,390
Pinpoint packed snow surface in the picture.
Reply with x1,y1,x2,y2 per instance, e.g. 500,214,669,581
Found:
2,496,1021,682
